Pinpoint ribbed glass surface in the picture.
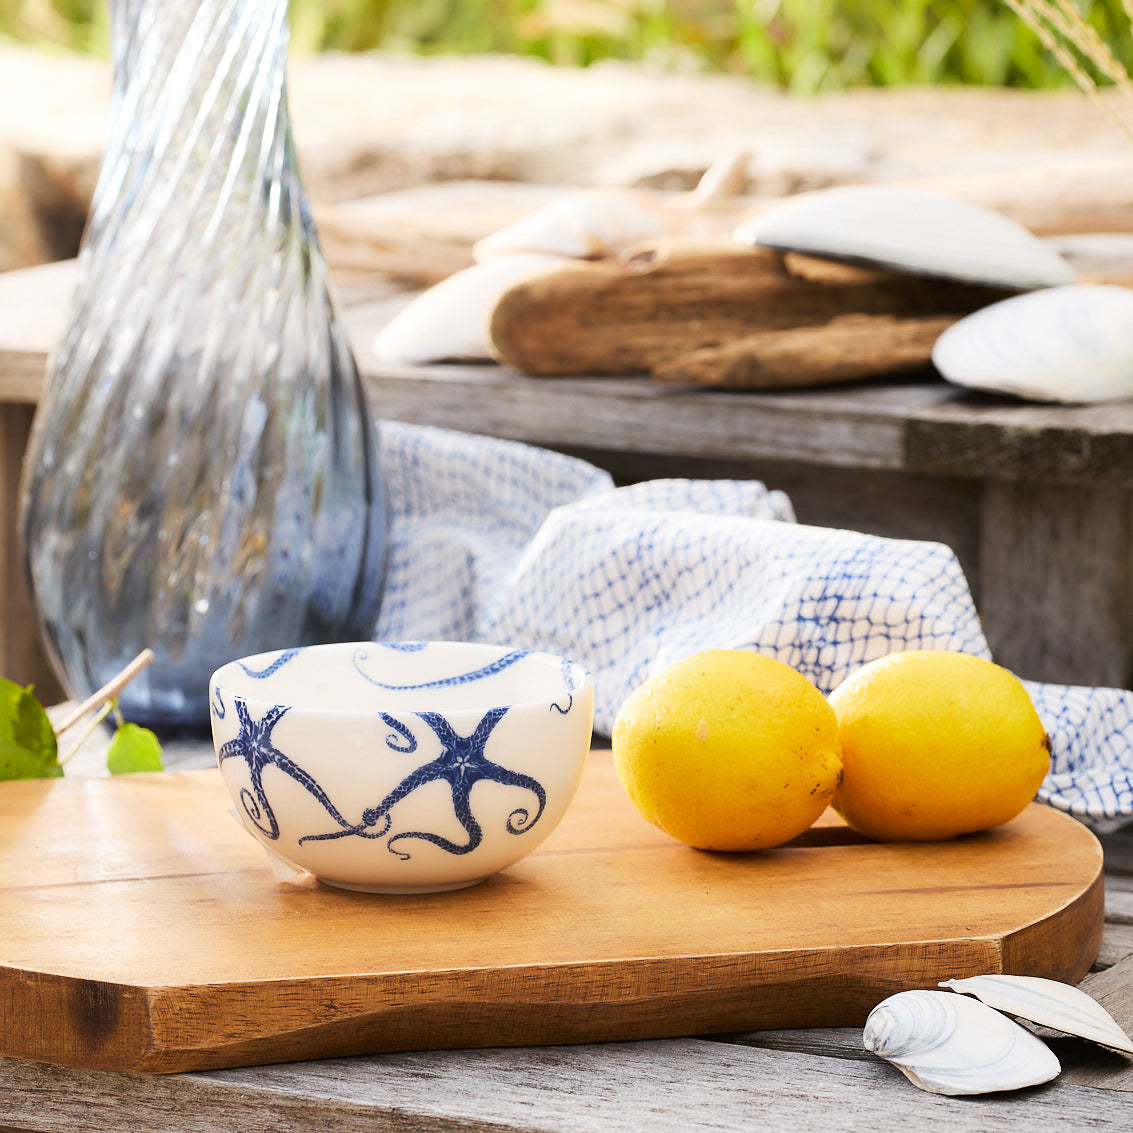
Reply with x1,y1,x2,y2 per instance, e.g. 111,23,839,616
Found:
20,0,388,732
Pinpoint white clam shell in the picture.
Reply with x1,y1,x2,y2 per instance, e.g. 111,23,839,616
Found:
473,188,673,262
473,152,749,264
931,284,1133,404
372,252,567,364
733,184,1077,291
863,989,1060,1095
941,975,1133,1055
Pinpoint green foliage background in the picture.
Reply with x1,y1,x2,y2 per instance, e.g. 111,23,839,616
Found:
1,0,1130,93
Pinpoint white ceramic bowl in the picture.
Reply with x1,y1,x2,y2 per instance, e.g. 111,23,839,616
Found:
209,641,594,893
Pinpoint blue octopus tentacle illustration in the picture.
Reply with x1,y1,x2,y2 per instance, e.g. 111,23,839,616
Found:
315,761,444,844
218,697,352,840
488,764,548,834
237,647,304,679
299,706,547,859
386,778,483,860
352,647,529,691
212,686,227,719
380,712,417,753
550,658,584,714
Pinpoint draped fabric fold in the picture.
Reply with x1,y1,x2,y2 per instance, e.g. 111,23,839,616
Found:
375,419,1133,830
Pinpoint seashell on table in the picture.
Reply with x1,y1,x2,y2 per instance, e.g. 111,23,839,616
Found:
471,186,677,262
863,988,1061,1096
371,252,567,364
733,184,1077,291
931,283,1133,404
472,150,752,262
941,974,1133,1054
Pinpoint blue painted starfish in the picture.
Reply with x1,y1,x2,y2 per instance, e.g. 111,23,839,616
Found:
300,707,547,859
217,697,350,840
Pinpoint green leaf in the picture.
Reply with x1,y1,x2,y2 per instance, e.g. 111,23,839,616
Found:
0,737,65,780
0,678,61,780
106,723,164,775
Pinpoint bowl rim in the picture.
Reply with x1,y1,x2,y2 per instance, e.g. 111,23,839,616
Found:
210,639,594,718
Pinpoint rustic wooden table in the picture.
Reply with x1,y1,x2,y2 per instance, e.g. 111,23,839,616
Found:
3,258,1132,704
0,735,1131,1133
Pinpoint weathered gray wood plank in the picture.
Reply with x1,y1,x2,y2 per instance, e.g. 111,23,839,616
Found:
1104,885,1133,921
979,481,1133,687
1057,954,1133,1091
0,1054,522,1133
175,1041,1133,1131
1098,829,1133,876
709,1026,867,1060
356,356,915,471
9,1038,1122,1133
1095,925,1133,972
907,396,1133,485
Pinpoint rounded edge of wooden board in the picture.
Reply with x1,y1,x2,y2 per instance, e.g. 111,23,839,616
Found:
0,770,1111,1074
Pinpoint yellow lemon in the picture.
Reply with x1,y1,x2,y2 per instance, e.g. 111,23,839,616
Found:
611,650,843,851
829,650,1051,842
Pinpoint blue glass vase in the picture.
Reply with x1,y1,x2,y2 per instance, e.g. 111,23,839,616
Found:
19,0,388,733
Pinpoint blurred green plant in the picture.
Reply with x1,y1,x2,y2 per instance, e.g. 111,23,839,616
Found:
0,677,163,780
1,0,1132,93
0,0,108,53
1004,0,1133,137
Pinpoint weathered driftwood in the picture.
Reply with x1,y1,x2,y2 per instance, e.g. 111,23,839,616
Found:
487,241,1014,385
652,313,959,387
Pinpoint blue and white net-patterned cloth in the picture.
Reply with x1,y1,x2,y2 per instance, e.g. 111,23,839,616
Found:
375,420,1133,831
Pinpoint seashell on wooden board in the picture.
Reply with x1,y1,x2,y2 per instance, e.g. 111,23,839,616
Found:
863,989,1061,1096
733,184,1077,292
931,283,1133,404
473,151,751,262
372,252,567,364
941,974,1133,1055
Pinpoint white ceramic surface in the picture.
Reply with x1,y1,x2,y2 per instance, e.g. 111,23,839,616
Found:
210,641,594,893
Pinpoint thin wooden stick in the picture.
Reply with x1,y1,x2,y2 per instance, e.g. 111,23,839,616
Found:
52,649,155,737
59,701,114,766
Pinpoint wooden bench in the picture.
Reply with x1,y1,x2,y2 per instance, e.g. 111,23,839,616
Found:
2,258,1132,699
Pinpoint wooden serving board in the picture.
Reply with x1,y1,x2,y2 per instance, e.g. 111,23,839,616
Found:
0,751,1103,1074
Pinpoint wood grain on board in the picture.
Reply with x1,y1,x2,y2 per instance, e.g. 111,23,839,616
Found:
0,750,1103,1074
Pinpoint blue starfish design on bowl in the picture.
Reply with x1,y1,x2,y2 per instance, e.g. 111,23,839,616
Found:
217,696,350,840
300,707,547,859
